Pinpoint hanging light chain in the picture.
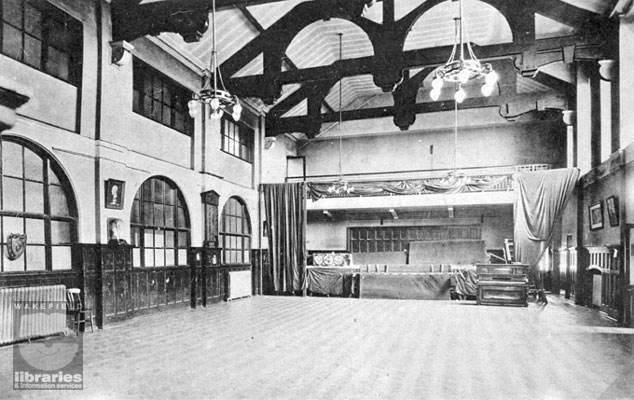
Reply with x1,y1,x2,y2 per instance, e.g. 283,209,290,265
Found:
429,0,497,103
187,0,242,121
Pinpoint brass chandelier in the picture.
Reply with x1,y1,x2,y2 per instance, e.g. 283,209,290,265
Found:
429,0,497,103
187,0,242,120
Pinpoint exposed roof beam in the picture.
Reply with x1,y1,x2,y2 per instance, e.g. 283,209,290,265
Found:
532,0,612,27
220,0,313,11
130,0,304,12
236,4,266,31
229,35,604,98
236,4,336,114
266,92,567,136
530,70,575,95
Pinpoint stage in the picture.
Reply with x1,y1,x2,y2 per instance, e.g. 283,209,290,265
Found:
305,266,461,300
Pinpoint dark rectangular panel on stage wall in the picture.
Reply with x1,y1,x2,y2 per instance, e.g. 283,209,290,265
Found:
351,251,407,266
409,240,487,265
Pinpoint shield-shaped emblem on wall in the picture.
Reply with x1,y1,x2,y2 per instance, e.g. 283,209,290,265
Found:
7,233,27,261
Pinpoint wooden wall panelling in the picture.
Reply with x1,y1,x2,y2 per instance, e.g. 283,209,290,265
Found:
182,267,190,304
251,249,264,296
170,269,177,304
0,270,81,289
150,269,159,308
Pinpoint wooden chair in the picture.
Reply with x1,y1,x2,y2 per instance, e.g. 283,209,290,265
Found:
66,288,95,334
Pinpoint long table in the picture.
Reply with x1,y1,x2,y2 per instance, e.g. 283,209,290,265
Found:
359,272,455,300
305,266,460,300
305,266,360,296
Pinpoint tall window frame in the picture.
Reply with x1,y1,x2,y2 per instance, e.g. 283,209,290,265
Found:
130,177,190,268
0,136,78,272
220,197,251,265
132,58,195,136
0,0,82,85
221,116,254,163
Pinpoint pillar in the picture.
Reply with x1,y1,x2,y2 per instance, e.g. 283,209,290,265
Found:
619,19,634,148
575,63,601,174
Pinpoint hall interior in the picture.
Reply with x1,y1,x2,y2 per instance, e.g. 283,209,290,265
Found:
0,0,633,363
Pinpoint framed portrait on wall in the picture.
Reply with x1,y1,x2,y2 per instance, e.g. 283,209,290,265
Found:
606,196,619,227
589,201,604,231
105,179,125,210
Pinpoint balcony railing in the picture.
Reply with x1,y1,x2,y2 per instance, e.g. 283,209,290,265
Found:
287,164,551,199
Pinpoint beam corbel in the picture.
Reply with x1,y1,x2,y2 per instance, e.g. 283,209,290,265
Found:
0,80,30,132
111,0,211,43
371,0,405,92
392,68,432,130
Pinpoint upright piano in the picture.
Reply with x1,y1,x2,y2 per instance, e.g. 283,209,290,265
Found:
476,264,529,307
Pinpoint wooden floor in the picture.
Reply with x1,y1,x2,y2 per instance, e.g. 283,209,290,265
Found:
1,295,634,400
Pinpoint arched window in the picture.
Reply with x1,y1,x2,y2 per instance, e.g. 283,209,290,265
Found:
0,137,77,272
130,177,190,267
220,197,251,264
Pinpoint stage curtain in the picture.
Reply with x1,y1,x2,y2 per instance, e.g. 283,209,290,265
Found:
513,168,579,275
262,183,306,294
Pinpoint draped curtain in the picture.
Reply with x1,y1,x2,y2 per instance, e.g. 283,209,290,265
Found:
513,168,580,276
262,183,306,294
307,174,509,200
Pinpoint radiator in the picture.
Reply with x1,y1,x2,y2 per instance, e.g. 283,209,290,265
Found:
226,270,252,300
0,285,67,345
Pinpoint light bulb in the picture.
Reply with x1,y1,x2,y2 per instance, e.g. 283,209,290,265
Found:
232,110,241,121
485,70,498,85
430,88,441,101
187,100,199,118
458,68,470,84
233,101,242,115
210,97,220,110
431,76,444,90
481,83,494,97
455,88,466,103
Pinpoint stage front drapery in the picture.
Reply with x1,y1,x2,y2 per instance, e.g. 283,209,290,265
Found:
513,168,579,274
359,273,454,300
262,183,306,294
307,174,509,200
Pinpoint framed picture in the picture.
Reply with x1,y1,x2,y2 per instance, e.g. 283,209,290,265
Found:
105,179,125,210
606,196,619,227
589,201,604,231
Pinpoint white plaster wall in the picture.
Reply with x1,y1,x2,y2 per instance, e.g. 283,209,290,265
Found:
301,118,566,177
261,135,298,183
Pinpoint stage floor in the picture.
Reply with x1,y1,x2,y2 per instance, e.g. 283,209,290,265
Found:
1,295,633,400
